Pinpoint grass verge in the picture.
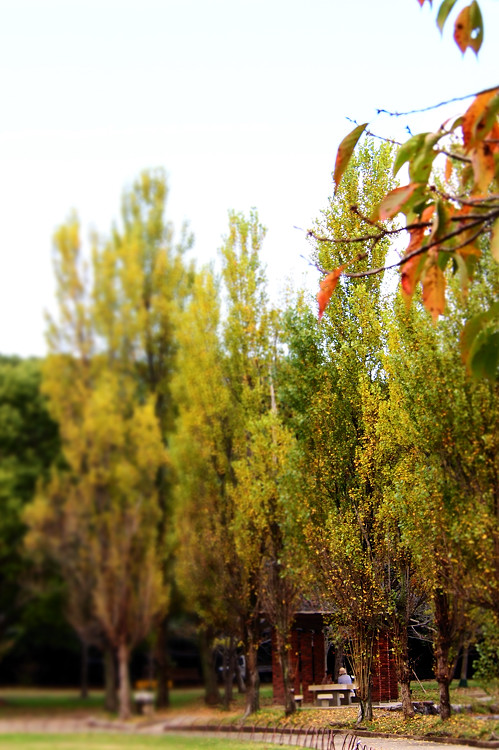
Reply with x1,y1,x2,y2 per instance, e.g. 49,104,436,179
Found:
0,734,278,750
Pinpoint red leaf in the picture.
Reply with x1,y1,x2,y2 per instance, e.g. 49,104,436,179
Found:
400,206,434,298
375,183,423,221
333,123,368,194
317,267,345,320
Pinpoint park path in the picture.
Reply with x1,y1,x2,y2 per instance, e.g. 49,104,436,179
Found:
0,715,491,750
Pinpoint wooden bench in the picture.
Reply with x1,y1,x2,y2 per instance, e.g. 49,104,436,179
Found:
294,693,303,708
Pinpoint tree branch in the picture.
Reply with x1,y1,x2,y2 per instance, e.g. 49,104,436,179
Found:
376,85,499,118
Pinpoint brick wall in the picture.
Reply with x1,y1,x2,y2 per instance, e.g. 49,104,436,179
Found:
272,615,399,705
371,631,398,702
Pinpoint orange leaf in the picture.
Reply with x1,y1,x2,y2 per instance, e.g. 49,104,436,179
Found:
317,267,345,320
454,1,483,54
333,123,368,194
470,140,497,192
462,88,499,150
422,258,446,321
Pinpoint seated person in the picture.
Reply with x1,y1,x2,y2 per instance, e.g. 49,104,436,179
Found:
338,666,355,697
337,667,352,685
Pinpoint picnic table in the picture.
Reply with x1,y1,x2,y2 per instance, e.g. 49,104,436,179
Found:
307,682,357,707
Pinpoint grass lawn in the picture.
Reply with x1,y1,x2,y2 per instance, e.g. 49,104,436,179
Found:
0,735,278,750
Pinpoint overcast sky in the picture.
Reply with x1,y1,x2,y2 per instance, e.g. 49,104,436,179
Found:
1,0,498,356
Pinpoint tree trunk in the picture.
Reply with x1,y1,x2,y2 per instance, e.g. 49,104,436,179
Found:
357,683,373,723
434,587,452,720
103,643,118,713
400,681,414,718
117,641,132,720
437,673,451,720
222,639,233,709
155,616,170,708
276,632,295,716
243,627,260,718
199,626,220,706
80,638,89,700
458,644,469,688
393,614,414,719
235,650,246,694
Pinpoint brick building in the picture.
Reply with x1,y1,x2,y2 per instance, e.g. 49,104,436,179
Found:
271,611,398,705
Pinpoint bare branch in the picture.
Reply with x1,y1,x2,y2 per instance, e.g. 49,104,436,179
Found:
376,84,499,118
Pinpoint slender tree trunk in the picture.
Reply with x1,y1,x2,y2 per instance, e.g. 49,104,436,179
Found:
235,651,246,694
80,638,89,700
222,639,233,708
357,683,373,723
351,628,375,726
458,644,469,688
103,643,118,713
199,627,220,706
117,641,132,720
155,616,170,708
276,631,295,716
393,614,414,719
434,587,453,720
243,626,260,718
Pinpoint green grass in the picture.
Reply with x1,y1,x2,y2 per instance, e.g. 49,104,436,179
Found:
0,734,281,750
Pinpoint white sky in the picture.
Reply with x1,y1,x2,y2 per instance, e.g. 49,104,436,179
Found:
1,0,498,357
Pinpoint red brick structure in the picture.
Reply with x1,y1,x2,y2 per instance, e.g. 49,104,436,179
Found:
271,613,398,705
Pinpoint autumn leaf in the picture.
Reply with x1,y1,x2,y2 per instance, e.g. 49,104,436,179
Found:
453,1,483,54
437,0,459,31
317,266,345,320
422,255,446,321
400,206,434,299
471,140,497,192
462,88,499,150
374,183,423,221
333,123,368,194
491,218,499,263
401,252,426,299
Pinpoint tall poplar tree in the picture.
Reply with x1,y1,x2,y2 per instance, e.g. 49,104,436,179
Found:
25,170,190,718
282,139,396,722
92,170,192,707
380,249,499,719
171,266,241,707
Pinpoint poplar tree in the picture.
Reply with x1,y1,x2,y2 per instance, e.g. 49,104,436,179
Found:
92,170,192,707
25,170,189,718
283,139,396,723
380,250,499,718
171,267,241,707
